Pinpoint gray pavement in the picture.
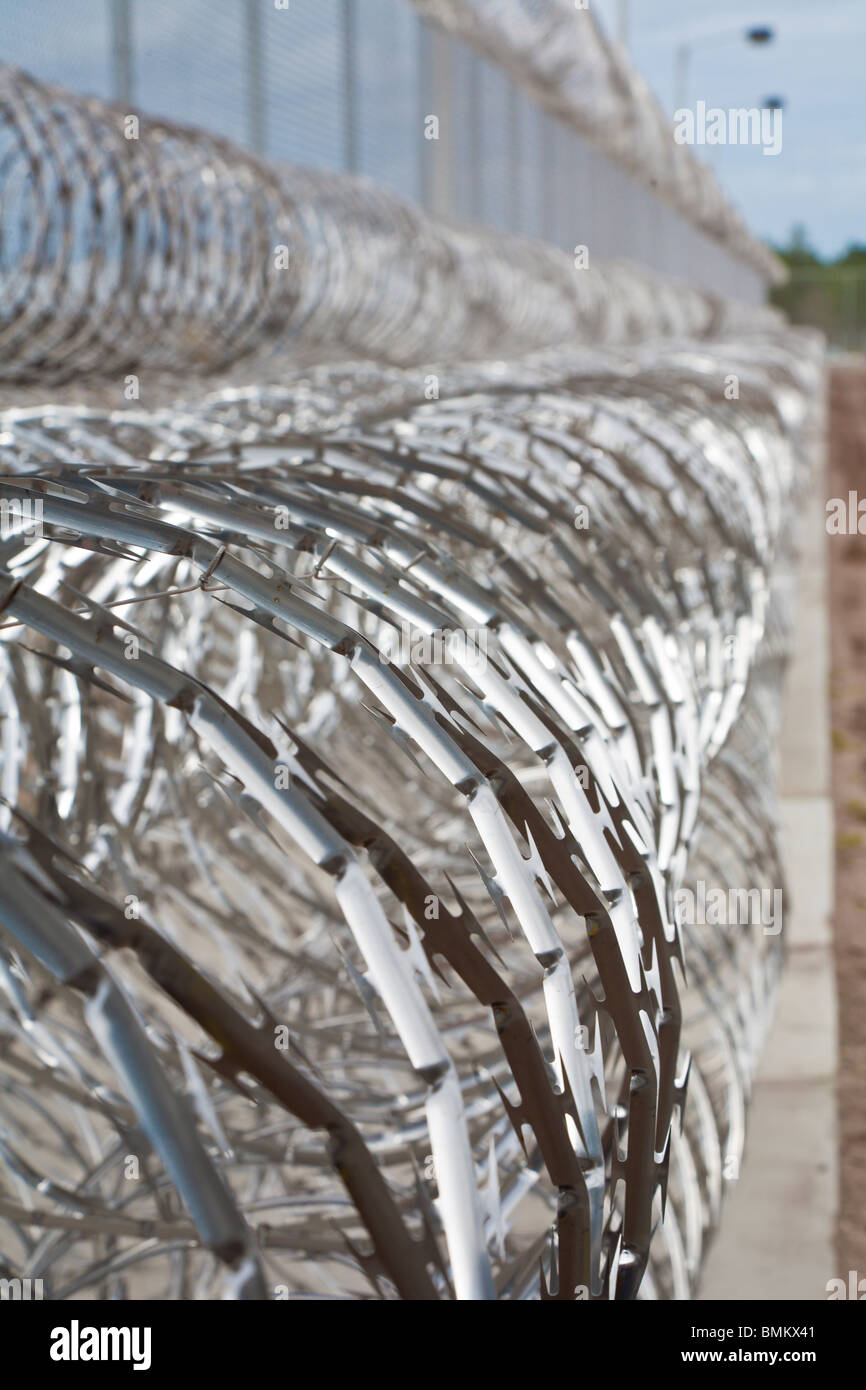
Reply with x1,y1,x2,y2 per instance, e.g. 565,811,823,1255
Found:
698,457,838,1301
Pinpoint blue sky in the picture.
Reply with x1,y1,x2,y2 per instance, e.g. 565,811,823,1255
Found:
2,0,863,259
593,0,866,257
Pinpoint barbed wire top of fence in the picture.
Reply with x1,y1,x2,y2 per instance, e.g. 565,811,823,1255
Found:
407,0,783,283
0,67,785,387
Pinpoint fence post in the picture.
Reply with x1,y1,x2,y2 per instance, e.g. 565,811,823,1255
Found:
419,23,455,219
109,0,134,105
540,110,555,244
467,49,481,222
341,0,358,174
245,0,265,154
507,79,520,234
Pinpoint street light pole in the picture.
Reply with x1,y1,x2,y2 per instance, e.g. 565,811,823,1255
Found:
617,0,629,51
674,25,775,112
674,42,690,112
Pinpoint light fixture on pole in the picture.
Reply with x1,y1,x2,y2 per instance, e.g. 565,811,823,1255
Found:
675,25,776,112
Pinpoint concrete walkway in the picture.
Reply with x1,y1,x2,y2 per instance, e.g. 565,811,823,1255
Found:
698,450,838,1300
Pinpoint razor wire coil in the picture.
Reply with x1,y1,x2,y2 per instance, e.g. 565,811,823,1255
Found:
0,67,823,1301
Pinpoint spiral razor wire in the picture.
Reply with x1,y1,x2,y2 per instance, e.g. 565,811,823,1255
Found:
0,68,822,1300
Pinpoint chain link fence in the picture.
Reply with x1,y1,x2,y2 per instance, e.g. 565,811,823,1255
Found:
2,0,775,303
